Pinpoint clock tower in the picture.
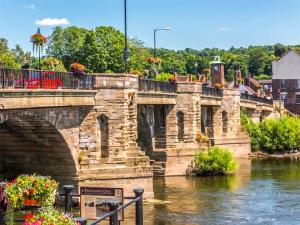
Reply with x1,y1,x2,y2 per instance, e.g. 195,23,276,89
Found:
210,56,225,87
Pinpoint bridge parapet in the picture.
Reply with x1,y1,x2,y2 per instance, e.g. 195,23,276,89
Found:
202,86,223,97
240,93,273,105
138,79,176,93
0,68,94,89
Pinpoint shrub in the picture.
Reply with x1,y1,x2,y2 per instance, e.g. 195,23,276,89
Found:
24,207,78,225
241,110,300,153
5,175,58,210
194,146,238,176
155,73,173,82
254,74,272,80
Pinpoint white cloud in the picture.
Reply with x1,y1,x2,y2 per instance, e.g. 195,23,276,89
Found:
23,4,36,10
218,26,232,32
35,17,70,26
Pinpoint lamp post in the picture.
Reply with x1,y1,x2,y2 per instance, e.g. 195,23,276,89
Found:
154,28,171,58
124,0,130,73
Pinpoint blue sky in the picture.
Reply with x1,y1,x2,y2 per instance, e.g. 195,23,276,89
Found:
1,0,300,52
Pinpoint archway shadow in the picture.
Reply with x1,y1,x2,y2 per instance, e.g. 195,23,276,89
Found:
0,116,78,188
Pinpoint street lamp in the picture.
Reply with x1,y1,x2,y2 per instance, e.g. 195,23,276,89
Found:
124,0,130,73
154,28,171,58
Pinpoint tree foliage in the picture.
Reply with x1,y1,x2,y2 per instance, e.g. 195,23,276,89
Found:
1,26,299,78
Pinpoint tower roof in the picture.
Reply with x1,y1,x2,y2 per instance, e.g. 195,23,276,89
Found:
210,56,223,64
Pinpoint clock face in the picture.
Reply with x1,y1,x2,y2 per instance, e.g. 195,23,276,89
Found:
213,65,220,72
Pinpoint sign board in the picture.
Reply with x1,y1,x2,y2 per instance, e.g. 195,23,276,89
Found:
80,187,124,220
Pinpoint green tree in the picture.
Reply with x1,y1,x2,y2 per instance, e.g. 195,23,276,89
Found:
248,48,268,75
274,43,287,58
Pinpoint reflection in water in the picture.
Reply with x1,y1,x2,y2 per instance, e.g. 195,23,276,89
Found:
125,158,300,225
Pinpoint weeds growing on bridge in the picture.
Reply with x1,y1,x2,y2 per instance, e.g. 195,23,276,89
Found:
241,111,300,153
194,146,238,176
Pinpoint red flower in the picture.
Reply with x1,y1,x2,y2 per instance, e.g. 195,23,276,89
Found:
28,188,35,195
12,179,17,183
24,213,35,220
23,199,37,206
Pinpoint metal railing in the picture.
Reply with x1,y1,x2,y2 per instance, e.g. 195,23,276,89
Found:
0,184,144,225
241,93,273,105
138,79,176,93
202,86,223,97
62,185,144,225
0,68,95,90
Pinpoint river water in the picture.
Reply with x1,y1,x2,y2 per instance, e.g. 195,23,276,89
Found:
125,158,300,225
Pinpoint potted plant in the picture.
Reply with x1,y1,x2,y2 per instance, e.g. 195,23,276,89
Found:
4,175,58,211
24,207,78,225
70,62,86,75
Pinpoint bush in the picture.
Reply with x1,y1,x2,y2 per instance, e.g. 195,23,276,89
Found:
155,72,173,82
241,110,300,153
194,146,238,176
254,74,272,80
24,207,78,225
5,175,58,210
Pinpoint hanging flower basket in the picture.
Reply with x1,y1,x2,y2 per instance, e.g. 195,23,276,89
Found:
4,175,58,211
147,57,161,65
70,62,86,75
30,28,47,53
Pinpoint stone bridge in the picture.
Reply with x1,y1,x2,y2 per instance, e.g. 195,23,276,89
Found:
0,73,277,197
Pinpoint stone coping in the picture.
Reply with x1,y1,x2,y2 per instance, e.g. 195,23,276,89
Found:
0,89,97,93
0,89,97,97
92,73,138,78
137,91,177,97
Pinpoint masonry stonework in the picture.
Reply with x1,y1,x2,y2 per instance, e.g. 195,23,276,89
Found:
0,73,277,198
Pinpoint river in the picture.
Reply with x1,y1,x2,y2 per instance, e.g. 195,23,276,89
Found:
124,158,300,225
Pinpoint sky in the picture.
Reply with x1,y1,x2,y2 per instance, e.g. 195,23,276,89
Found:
1,0,300,52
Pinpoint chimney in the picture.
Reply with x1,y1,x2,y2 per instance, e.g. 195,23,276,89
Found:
234,69,242,88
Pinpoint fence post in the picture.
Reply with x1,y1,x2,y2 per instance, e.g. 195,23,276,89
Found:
107,200,120,225
134,188,144,225
63,185,74,214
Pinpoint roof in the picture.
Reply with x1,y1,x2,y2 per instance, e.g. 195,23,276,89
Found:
249,78,260,88
258,79,272,84
228,82,257,95
272,49,300,79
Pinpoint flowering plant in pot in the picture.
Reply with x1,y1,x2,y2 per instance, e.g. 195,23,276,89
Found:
24,207,78,225
70,62,86,75
4,175,58,210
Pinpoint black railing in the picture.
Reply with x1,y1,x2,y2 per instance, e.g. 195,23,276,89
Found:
241,93,273,105
62,185,144,225
0,184,144,225
138,79,176,93
0,68,95,89
202,86,223,97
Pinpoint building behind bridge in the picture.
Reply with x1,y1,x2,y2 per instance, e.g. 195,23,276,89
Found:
272,49,300,114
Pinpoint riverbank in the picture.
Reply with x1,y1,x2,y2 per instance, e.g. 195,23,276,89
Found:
250,151,300,158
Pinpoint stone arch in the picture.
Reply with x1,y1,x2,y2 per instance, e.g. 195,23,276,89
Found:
177,111,184,142
222,111,228,134
0,114,78,186
97,114,109,158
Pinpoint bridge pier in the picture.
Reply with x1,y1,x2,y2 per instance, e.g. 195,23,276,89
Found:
76,74,153,198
